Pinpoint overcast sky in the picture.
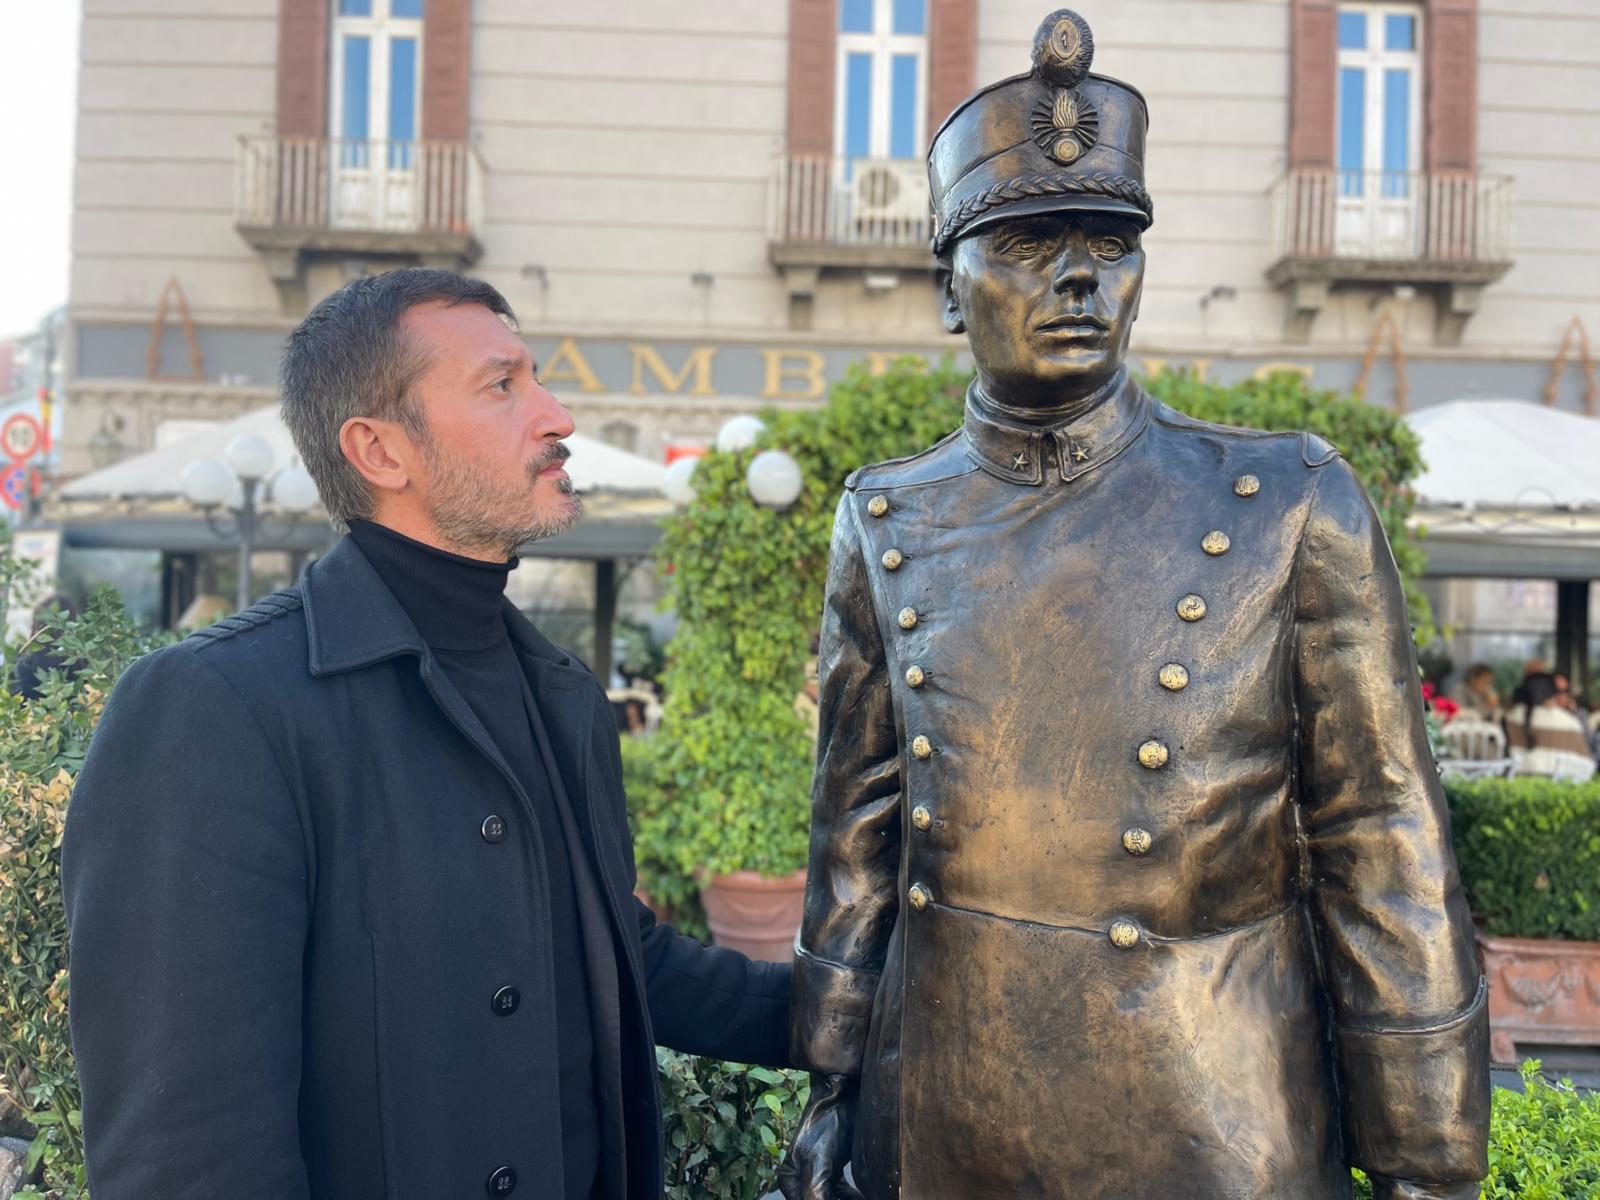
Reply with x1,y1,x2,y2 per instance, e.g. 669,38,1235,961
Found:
0,2,80,338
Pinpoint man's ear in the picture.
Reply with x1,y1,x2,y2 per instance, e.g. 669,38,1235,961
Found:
938,265,965,335
338,416,414,497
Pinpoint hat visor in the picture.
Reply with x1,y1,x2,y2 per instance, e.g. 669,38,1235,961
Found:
953,191,1151,246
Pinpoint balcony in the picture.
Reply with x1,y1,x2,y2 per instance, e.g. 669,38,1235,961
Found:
1266,167,1513,344
768,155,935,326
236,135,484,308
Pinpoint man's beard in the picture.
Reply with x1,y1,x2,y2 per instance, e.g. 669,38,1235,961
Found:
421,438,583,560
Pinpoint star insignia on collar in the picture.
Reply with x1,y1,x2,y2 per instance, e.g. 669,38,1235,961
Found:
1072,443,1091,463
1011,451,1030,472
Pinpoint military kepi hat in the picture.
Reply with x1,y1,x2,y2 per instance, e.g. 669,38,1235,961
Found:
928,9,1152,255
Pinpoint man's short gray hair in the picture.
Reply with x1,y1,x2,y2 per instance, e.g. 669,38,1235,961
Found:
280,268,517,529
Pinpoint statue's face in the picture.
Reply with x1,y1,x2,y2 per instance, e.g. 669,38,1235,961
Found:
943,211,1145,408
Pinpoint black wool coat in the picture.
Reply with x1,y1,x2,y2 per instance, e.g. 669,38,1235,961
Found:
62,536,791,1199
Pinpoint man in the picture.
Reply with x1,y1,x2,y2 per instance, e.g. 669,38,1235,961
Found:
63,269,790,1199
780,11,1488,1200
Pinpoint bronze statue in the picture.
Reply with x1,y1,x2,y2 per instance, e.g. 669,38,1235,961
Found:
780,10,1490,1199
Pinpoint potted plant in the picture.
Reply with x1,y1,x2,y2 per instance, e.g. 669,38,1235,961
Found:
1445,776,1600,1063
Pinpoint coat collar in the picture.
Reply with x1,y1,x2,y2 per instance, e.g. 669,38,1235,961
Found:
301,534,591,693
961,370,1151,486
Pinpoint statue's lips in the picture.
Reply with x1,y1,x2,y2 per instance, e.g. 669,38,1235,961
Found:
1034,314,1108,338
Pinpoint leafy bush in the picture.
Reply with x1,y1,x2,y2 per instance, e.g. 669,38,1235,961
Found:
0,566,158,1198
1142,368,1433,641
651,358,969,882
1353,1062,1600,1198
1445,776,1600,941
656,1049,808,1200
621,735,709,941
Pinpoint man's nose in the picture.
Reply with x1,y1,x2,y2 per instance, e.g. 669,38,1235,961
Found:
531,380,576,439
1051,233,1098,296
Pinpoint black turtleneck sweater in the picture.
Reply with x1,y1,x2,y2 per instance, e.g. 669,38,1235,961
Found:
347,520,599,1199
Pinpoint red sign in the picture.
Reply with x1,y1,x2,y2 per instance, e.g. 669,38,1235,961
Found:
1,413,43,462
0,463,28,510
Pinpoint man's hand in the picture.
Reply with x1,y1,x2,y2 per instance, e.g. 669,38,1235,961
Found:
1370,1178,1481,1200
777,1073,863,1200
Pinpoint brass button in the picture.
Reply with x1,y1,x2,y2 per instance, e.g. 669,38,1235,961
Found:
908,883,932,911
905,664,926,688
1108,919,1141,948
1122,827,1153,855
898,606,919,630
867,495,889,517
911,804,933,831
882,548,904,571
1201,530,1231,556
911,735,933,760
1176,593,1207,622
1233,474,1260,498
1158,663,1189,692
1137,739,1169,769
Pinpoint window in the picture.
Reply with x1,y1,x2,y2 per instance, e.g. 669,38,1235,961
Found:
836,0,928,160
331,0,424,169
1335,2,1421,196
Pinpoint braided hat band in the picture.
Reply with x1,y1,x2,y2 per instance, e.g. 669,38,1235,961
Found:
932,171,1154,257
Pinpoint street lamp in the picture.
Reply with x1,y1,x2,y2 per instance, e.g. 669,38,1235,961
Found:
181,434,319,611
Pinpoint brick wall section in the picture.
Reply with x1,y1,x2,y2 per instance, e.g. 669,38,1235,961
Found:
1425,0,1477,172
1288,0,1338,167
787,0,837,155
927,0,977,144
276,0,329,137
422,0,472,140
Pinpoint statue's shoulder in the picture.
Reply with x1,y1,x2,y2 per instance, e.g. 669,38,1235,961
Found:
1149,402,1344,471
845,428,974,493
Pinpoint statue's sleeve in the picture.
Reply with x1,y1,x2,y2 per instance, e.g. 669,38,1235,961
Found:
1292,452,1490,1190
791,490,903,1077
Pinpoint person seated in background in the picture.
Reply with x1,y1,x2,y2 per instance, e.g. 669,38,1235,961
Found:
1504,671,1597,780
7,593,78,700
1456,663,1501,723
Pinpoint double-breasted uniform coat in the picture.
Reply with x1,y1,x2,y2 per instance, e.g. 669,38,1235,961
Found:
790,377,1490,1198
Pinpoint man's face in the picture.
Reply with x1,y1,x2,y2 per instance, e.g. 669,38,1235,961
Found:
401,301,581,558
944,211,1145,408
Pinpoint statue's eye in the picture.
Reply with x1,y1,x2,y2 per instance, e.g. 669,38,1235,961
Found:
1004,236,1046,257
1090,237,1128,260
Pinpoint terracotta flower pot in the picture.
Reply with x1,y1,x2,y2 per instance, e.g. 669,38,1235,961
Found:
1477,931,1600,1063
700,869,807,963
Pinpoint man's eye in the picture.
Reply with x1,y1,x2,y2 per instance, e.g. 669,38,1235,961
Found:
493,377,513,393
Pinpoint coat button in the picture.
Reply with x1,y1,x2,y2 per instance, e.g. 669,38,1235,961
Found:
1158,663,1189,691
1108,919,1141,949
908,883,932,911
1122,827,1153,855
491,986,521,1017
911,804,933,831
882,548,905,570
898,607,919,630
481,815,507,844
905,664,926,688
867,495,889,517
1233,474,1261,498
911,735,934,760
486,1166,517,1195
1201,530,1231,556
1137,739,1170,769
1176,593,1207,622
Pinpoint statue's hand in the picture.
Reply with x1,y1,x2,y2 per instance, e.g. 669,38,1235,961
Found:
777,1073,864,1200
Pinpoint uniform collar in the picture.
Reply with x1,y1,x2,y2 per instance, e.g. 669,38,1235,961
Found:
961,370,1151,486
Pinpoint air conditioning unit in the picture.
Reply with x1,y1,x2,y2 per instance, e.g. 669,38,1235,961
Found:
848,160,928,227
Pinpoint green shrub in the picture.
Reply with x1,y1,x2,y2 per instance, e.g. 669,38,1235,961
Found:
656,1049,808,1200
621,735,709,941
0,572,158,1199
1445,777,1600,941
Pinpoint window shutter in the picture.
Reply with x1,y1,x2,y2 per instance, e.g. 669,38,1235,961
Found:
422,0,472,140
788,0,837,155
1425,0,1477,171
276,0,329,137
1288,0,1338,168
927,0,977,146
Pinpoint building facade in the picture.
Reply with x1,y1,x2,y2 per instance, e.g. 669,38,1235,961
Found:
62,0,1600,674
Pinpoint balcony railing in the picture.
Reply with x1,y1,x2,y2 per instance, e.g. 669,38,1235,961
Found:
1269,167,1512,266
236,135,484,241
768,155,934,269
